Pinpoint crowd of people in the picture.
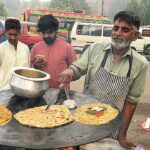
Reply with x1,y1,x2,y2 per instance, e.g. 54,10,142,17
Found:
0,10,148,150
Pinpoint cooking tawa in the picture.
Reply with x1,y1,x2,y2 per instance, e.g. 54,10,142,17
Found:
0,89,122,149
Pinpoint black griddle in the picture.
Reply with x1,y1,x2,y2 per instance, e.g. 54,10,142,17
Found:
0,89,122,149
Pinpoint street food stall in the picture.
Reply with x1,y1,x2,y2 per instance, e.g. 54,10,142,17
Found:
0,88,122,149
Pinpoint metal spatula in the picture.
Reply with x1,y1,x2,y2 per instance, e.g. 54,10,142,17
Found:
64,89,70,100
45,103,51,111
45,90,59,111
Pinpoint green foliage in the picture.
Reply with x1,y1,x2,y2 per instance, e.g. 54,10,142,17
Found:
127,0,150,25
50,0,91,14
0,0,7,17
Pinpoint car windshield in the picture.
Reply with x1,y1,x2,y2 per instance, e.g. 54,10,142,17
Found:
76,24,112,37
21,23,38,35
76,24,102,36
27,24,37,34
103,26,113,37
90,25,102,36
142,29,150,37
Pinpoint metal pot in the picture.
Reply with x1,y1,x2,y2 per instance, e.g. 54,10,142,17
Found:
10,67,50,98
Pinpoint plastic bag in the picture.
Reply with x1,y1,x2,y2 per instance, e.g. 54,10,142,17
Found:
134,145,145,150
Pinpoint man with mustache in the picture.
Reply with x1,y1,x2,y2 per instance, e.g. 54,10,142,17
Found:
0,18,30,91
31,14,75,89
58,11,148,149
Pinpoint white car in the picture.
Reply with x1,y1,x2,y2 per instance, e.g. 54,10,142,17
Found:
70,22,146,55
130,36,145,54
139,26,150,54
70,22,113,52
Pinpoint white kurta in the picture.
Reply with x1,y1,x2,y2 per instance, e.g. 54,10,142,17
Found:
0,41,30,91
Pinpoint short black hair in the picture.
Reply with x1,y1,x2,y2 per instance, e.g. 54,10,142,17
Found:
37,14,59,32
114,11,140,30
5,19,21,32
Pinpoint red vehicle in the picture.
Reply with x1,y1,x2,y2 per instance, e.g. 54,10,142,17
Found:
22,9,111,43
22,9,111,24
19,21,42,49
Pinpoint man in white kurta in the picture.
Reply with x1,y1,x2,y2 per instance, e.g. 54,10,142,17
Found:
0,19,30,92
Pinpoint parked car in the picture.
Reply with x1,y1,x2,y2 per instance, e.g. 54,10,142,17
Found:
130,35,145,54
70,22,113,54
19,22,42,49
70,22,146,57
139,26,150,54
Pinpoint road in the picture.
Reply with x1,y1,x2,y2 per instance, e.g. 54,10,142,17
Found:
70,63,150,150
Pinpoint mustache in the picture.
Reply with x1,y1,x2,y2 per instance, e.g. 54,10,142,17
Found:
10,40,17,42
9,40,18,45
112,36,125,43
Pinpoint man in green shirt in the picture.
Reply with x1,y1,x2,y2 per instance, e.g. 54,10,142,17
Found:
58,11,148,150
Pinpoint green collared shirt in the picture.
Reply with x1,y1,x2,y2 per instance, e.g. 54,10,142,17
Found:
70,42,149,103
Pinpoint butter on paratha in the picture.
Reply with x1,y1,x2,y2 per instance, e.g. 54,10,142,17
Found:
14,105,74,128
0,104,12,126
74,103,119,125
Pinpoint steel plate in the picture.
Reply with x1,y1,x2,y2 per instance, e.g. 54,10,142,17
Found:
0,89,122,149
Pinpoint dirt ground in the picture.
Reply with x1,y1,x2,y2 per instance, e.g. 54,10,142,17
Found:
70,63,150,150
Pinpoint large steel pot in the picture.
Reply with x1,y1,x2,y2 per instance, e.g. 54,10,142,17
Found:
10,67,50,98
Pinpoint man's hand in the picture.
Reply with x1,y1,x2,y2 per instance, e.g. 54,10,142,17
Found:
33,55,47,70
58,69,74,88
117,100,137,150
118,135,136,150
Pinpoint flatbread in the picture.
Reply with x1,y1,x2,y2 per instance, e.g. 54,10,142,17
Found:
0,104,12,126
74,103,119,125
14,105,74,128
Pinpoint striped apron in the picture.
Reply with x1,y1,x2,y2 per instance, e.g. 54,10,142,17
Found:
81,50,133,150
87,50,133,112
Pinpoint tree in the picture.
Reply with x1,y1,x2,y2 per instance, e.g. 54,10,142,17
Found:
0,0,7,17
127,0,150,25
50,0,91,14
